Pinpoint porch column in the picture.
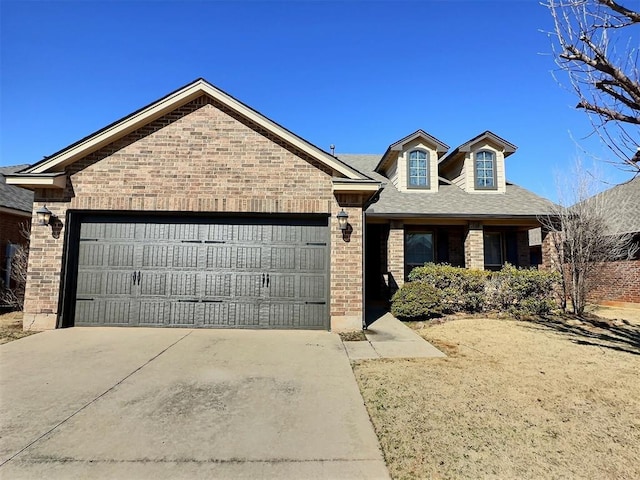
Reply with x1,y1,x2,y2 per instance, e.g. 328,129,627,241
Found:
464,221,484,270
540,228,559,271
387,221,405,290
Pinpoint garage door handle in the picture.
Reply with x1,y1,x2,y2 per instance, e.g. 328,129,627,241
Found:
262,274,265,287
305,301,326,305
132,271,141,285
266,274,270,288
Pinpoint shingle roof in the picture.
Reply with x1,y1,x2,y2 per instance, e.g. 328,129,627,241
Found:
582,176,640,235
0,165,34,214
338,154,554,218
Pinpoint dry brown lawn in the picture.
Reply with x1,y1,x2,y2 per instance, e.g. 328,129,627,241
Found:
0,311,39,344
353,315,640,480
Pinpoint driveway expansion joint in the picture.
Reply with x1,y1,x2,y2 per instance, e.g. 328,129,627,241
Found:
0,330,193,468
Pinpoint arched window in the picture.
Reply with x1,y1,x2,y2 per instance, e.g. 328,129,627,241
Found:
408,150,429,188
475,151,496,189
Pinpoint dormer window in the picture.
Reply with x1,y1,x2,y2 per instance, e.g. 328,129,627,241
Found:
475,150,496,190
408,150,429,189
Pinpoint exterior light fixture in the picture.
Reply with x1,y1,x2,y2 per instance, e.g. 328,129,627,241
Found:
337,209,349,231
36,205,52,226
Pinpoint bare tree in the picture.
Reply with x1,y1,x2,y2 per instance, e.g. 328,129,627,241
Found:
0,224,30,310
545,0,640,171
539,161,638,314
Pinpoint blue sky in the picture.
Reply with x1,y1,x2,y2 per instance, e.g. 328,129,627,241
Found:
0,0,634,201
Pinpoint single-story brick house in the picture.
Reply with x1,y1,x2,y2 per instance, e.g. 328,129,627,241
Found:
584,176,640,306
6,79,553,331
1,165,33,303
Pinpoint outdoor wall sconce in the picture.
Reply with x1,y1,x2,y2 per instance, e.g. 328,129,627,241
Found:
337,209,349,231
36,205,52,226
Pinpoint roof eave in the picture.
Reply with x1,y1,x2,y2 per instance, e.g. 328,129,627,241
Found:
5,173,67,190
332,180,382,193
25,79,365,180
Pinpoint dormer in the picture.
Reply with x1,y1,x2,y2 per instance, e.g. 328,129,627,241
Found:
374,130,449,193
439,131,516,194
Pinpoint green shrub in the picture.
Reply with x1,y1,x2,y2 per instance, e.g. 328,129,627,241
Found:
487,264,560,316
390,281,443,320
392,263,560,320
408,263,488,312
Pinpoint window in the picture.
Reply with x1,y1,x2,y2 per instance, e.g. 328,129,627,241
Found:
475,150,496,189
405,232,434,277
408,150,429,188
483,232,503,270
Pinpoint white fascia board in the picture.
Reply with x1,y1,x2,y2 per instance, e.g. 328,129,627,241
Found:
5,175,66,189
30,80,362,180
30,87,205,173
332,182,381,192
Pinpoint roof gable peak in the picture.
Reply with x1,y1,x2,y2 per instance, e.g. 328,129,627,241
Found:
375,129,449,173
21,78,367,181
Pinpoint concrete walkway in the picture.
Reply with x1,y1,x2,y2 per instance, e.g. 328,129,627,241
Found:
0,328,389,479
343,312,445,361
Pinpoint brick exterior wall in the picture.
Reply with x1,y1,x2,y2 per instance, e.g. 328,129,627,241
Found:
387,221,404,289
588,260,640,305
464,222,484,270
23,96,364,331
540,229,558,271
331,199,364,330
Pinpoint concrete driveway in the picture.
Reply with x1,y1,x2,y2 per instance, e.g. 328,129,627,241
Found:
0,328,389,479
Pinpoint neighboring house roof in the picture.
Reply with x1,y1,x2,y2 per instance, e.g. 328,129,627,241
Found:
0,165,34,215
339,154,554,218
582,176,640,235
7,78,375,190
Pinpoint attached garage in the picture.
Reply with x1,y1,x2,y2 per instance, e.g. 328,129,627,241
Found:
66,214,329,329
7,79,380,331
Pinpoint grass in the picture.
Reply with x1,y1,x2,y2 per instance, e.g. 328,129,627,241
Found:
338,330,367,341
0,311,40,344
352,314,640,479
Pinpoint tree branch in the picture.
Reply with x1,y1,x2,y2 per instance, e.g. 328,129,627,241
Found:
576,100,640,123
598,0,640,23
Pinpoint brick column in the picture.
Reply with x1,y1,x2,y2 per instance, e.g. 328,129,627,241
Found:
540,228,560,271
464,221,484,270
387,221,405,289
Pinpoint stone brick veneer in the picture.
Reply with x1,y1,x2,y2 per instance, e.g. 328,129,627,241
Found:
387,221,405,289
464,222,484,270
23,95,365,331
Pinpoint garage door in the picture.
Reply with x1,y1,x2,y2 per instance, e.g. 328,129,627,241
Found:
72,216,329,329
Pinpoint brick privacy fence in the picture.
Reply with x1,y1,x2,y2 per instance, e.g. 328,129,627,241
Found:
588,260,640,305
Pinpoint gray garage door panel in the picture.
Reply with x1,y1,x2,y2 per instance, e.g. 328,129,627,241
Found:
74,218,329,329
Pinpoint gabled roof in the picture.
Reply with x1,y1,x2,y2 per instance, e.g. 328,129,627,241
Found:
375,130,449,173
0,165,34,215
439,130,517,167
580,176,640,235
338,154,554,218
9,78,369,184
